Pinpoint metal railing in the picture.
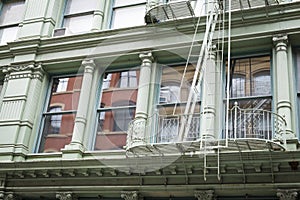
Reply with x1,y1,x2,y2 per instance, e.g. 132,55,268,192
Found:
228,102,286,140
156,114,200,143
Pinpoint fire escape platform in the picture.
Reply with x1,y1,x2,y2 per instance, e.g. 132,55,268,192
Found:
145,0,195,24
126,139,285,157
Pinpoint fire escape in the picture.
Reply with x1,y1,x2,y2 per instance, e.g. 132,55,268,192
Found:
127,0,287,181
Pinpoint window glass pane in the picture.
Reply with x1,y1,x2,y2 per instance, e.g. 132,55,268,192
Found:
63,15,93,34
160,64,196,103
0,0,25,25
112,4,146,29
0,26,18,45
156,64,200,143
226,56,272,140
227,56,271,98
38,75,83,153
297,51,300,92
114,0,146,7
65,0,97,15
94,69,139,151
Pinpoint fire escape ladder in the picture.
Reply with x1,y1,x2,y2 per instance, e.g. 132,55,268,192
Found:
177,1,222,142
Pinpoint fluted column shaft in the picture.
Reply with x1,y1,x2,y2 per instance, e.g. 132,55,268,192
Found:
273,34,295,142
70,60,95,147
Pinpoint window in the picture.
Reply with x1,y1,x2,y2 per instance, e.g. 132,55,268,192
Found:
296,50,300,137
62,0,97,34
157,64,200,143
226,55,272,139
111,0,146,29
94,68,139,151
38,75,83,153
0,0,25,45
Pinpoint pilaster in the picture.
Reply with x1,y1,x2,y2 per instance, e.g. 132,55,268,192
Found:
126,52,153,150
18,0,62,39
91,1,106,31
0,64,45,161
277,189,298,200
272,34,297,149
62,59,95,159
194,190,215,200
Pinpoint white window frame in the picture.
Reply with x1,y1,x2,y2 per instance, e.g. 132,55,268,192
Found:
111,0,147,29
0,0,25,45
62,0,97,34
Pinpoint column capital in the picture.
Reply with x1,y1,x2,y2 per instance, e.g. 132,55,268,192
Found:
56,192,77,200
273,34,288,52
121,191,140,200
194,190,215,200
81,59,96,70
139,51,154,64
2,63,45,81
277,189,298,200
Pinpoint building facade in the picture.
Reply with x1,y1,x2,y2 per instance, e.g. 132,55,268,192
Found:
0,0,300,199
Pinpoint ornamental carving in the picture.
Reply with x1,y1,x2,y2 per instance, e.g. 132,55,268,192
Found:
3,63,44,81
277,189,298,200
56,192,77,200
0,192,21,200
194,190,215,200
273,34,288,52
121,191,140,200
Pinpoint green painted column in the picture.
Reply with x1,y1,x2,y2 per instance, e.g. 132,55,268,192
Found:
18,0,64,39
91,1,106,31
126,52,153,149
63,59,95,157
200,46,221,139
273,34,297,148
0,64,44,161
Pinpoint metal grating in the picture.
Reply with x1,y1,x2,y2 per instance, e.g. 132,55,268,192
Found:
145,0,195,24
126,139,285,156
225,0,280,11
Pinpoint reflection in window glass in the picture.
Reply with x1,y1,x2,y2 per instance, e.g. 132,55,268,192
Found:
231,75,245,97
63,0,96,34
48,107,62,134
0,0,25,25
38,75,83,153
226,56,272,140
65,0,98,15
156,64,201,143
0,0,25,44
227,56,271,98
112,3,146,29
63,15,93,34
0,26,18,45
120,71,137,88
94,69,139,151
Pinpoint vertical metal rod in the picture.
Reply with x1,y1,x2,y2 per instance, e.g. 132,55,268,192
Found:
225,0,232,147
234,102,238,140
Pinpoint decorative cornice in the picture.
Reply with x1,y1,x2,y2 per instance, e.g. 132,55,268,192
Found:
277,189,298,200
121,191,139,200
56,192,77,200
194,190,215,200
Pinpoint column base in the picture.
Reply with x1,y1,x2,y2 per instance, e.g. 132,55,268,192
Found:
62,143,84,159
